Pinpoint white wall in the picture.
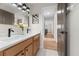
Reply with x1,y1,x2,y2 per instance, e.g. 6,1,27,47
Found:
67,4,79,56
53,13,57,42
39,13,44,48
29,14,41,33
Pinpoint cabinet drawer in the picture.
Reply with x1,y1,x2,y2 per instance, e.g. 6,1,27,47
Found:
4,38,32,56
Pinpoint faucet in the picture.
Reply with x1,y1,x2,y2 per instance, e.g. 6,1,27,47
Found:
8,28,14,37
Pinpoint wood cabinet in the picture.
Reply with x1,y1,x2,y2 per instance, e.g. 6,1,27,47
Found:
0,34,40,56
0,9,14,25
4,38,32,56
33,34,40,55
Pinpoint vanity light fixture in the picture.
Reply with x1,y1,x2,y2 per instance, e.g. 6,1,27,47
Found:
17,5,22,10
22,6,26,9
22,3,27,9
57,9,64,14
12,3,17,7
11,3,30,13
18,3,22,5
22,10,26,12
26,7,30,12
17,4,22,10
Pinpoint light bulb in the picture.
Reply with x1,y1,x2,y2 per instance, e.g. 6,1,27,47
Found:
12,3,17,7
18,3,22,5
23,6,26,9
18,7,21,10
22,10,26,12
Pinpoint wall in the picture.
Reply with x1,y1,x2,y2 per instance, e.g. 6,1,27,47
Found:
39,13,45,48
67,4,79,56
29,14,41,33
53,13,57,42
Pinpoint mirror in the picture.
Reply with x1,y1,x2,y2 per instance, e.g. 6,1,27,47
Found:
0,9,14,25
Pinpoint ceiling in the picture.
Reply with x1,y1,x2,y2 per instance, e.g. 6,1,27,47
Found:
27,3,57,20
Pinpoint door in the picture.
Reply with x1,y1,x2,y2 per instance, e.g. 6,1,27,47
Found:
33,35,40,55
57,3,67,56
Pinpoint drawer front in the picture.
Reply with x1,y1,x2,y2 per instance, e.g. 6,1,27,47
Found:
33,34,40,55
4,38,32,56
0,51,3,56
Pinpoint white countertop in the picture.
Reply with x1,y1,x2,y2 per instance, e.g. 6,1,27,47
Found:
0,32,40,51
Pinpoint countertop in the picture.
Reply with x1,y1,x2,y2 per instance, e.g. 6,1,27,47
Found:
0,32,40,51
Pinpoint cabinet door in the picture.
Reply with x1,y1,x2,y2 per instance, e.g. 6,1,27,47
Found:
0,52,3,56
33,39,37,55
16,50,25,56
33,35,40,55
36,37,40,50
25,44,33,56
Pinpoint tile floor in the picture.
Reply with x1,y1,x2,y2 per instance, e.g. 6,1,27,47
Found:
37,48,58,56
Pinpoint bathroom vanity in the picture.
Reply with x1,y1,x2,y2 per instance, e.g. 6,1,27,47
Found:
0,33,40,56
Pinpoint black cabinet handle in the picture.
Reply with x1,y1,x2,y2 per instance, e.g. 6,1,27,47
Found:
60,31,67,34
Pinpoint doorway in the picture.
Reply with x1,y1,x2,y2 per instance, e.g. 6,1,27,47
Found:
42,6,57,51
44,16,57,50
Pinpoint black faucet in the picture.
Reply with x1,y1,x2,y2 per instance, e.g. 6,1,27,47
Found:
8,28,14,37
